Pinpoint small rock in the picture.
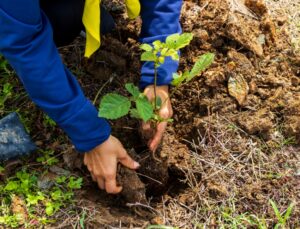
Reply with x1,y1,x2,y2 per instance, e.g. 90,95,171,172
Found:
49,165,70,176
37,172,57,190
291,77,299,86
63,148,83,170
193,29,209,42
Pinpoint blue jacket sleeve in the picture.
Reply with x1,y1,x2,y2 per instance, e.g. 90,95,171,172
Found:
0,0,111,153
139,0,183,89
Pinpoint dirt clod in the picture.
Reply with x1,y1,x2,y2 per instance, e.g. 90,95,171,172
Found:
118,165,147,204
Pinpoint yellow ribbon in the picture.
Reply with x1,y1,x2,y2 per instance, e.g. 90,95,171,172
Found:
83,0,141,58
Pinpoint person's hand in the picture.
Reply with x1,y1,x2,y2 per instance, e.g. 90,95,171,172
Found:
84,135,140,194
142,85,173,152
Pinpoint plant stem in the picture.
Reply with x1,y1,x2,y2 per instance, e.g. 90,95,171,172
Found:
92,76,113,105
154,62,158,111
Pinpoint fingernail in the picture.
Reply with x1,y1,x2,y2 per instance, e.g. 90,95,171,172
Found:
134,161,140,168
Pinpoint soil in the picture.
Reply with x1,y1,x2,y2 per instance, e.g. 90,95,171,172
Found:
2,0,299,228
58,0,300,227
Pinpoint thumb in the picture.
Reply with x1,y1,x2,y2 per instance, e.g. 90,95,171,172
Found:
118,149,140,170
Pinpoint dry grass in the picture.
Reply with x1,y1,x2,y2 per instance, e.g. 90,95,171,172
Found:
154,115,299,228
265,0,300,53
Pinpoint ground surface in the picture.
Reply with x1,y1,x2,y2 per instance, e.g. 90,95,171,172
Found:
266,0,300,53
0,0,299,228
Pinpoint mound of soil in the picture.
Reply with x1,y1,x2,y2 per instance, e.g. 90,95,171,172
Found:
58,0,299,227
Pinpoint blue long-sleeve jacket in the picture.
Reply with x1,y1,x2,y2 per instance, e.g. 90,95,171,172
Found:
0,0,182,152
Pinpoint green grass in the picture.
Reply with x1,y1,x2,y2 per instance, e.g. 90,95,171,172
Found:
0,164,83,228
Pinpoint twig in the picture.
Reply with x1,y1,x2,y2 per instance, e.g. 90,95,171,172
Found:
126,202,158,214
93,75,114,105
136,172,163,185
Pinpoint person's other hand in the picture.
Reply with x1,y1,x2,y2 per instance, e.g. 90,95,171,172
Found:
142,85,173,152
84,135,140,194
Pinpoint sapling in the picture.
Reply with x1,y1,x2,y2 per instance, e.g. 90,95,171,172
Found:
98,33,215,123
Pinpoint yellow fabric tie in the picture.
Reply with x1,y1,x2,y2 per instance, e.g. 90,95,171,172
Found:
83,0,141,58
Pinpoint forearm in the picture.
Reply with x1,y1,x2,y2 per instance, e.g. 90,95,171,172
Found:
139,0,183,89
0,2,110,152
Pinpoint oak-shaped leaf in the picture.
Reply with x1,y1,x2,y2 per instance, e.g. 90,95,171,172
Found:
140,44,153,52
166,33,180,49
166,33,193,50
125,83,140,100
141,51,157,62
187,53,215,81
99,93,131,119
136,96,153,122
175,33,194,49
130,109,141,119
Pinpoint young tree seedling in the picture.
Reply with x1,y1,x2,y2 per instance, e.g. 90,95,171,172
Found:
98,33,215,123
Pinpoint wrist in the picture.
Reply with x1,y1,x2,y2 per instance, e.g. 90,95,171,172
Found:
144,85,169,93
88,135,112,153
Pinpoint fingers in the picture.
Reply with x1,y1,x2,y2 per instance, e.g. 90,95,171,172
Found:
93,171,121,194
84,136,141,194
118,148,140,170
91,173,97,182
105,178,122,194
149,121,168,152
95,173,121,194
97,177,105,190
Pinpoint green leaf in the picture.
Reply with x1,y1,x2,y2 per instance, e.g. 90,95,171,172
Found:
141,51,157,62
156,96,162,110
68,177,83,189
130,109,141,119
153,40,163,50
187,53,215,81
269,200,282,222
136,96,154,122
175,33,194,49
51,189,62,201
55,176,67,184
158,56,165,64
80,211,86,229
140,44,153,52
3,83,12,95
166,49,179,61
166,33,180,49
4,181,19,191
46,157,59,166
99,93,131,120
166,33,193,50
282,202,295,224
147,225,178,229
125,83,141,100
171,72,186,87
160,48,168,56
45,203,54,216
26,193,45,205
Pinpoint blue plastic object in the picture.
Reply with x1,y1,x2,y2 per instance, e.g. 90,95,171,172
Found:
0,112,36,161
